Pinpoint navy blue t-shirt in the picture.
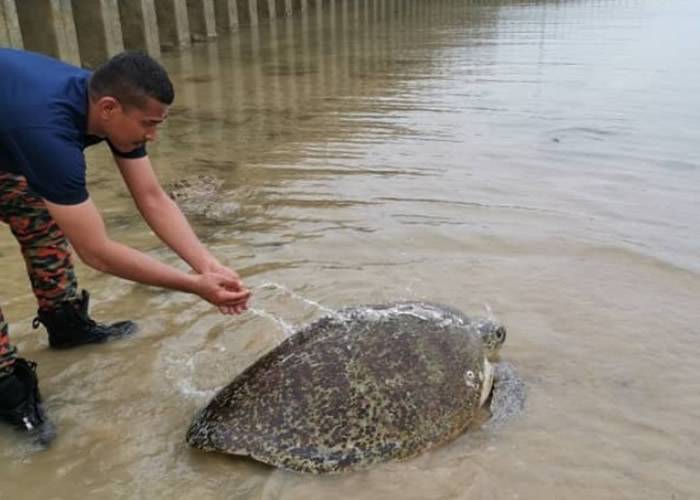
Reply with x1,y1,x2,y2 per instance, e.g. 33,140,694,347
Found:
0,48,147,205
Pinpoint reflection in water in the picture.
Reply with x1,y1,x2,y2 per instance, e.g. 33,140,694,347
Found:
1,0,699,498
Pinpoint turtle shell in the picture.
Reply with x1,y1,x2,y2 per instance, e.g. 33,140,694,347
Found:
186,303,489,473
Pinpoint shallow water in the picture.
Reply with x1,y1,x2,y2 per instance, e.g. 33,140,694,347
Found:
1,0,699,498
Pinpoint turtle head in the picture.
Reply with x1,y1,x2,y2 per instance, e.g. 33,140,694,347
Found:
473,319,506,359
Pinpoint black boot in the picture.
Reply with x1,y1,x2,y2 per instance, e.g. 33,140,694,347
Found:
33,290,138,349
0,358,56,446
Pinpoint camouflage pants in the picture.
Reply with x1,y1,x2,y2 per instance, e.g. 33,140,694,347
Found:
0,172,79,372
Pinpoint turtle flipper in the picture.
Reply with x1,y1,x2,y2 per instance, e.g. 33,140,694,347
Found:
485,362,526,427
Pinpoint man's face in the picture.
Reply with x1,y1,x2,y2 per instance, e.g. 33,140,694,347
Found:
104,96,169,153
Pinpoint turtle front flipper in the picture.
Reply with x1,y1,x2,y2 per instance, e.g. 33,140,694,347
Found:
485,362,526,427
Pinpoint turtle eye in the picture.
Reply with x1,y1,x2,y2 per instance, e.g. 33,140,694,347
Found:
466,371,475,379
495,326,506,341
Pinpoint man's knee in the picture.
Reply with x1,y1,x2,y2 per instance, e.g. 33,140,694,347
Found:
12,212,68,249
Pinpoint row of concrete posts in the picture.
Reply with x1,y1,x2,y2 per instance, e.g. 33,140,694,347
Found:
1,0,319,68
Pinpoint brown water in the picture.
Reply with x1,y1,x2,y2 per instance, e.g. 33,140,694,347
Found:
2,0,699,498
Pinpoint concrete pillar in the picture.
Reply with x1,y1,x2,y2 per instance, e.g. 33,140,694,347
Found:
119,0,160,58
71,0,124,68
235,0,257,26
339,0,348,89
274,0,291,17
259,0,276,21
327,0,336,94
213,0,238,32
155,0,191,50
298,3,311,100
222,33,246,159
282,18,298,110
187,0,216,42
0,0,23,48
266,20,281,120
292,0,307,13
15,0,80,66
248,23,264,138
297,19,311,103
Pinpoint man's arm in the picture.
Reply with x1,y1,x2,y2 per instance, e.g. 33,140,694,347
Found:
114,154,249,314
44,198,249,308
114,155,225,274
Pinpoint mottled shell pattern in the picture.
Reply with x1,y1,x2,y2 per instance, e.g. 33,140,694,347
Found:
186,302,502,473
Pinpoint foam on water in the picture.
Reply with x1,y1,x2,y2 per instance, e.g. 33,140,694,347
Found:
248,285,487,337
254,282,334,315
164,351,221,402
247,306,296,337
331,302,471,329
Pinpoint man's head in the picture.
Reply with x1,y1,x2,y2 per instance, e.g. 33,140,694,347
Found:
88,51,174,152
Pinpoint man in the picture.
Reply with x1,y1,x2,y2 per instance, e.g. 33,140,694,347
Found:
0,48,251,442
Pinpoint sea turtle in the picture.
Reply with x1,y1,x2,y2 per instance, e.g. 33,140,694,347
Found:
186,302,523,473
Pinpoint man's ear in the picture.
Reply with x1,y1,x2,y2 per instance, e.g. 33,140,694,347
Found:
96,96,121,120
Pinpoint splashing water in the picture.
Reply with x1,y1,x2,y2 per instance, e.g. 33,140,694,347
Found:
331,302,471,329
176,356,221,401
254,282,334,315
247,282,336,337
247,306,297,337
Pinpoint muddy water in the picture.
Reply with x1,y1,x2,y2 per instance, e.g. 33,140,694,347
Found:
1,0,699,498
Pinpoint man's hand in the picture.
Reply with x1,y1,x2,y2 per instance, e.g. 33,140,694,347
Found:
44,198,250,314
191,272,251,313
197,260,251,315
117,156,251,315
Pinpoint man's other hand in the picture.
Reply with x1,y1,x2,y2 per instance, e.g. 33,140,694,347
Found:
197,260,251,315
193,271,250,315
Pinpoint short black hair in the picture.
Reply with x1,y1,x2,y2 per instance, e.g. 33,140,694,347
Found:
89,51,174,108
